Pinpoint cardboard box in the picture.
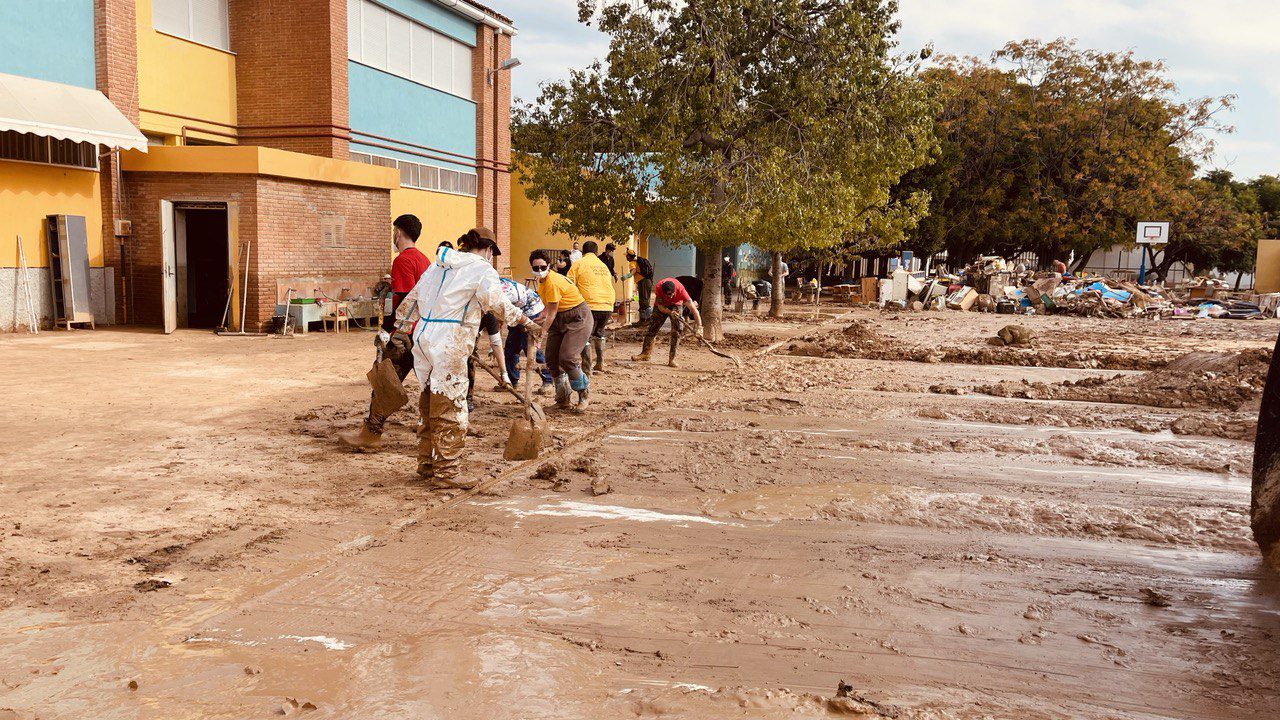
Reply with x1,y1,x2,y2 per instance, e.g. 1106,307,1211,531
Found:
946,286,978,310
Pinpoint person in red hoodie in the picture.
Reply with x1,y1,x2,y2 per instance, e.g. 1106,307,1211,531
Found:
340,214,431,450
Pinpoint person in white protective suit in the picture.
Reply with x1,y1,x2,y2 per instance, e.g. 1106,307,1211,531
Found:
387,228,543,488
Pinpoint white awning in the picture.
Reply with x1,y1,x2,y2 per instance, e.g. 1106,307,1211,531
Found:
0,72,147,152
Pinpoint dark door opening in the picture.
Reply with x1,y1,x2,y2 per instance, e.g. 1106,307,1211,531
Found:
175,206,229,328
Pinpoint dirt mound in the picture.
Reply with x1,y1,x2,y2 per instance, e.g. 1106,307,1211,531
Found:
782,320,1165,370
782,320,889,358
971,348,1272,411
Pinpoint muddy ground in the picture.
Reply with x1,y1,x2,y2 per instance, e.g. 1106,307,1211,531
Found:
1,308,1278,718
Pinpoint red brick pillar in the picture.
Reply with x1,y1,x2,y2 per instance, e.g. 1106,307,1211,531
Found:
229,0,350,159
95,0,139,323
474,27,513,274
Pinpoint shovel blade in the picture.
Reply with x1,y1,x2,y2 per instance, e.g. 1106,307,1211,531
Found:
367,359,409,417
504,413,547,461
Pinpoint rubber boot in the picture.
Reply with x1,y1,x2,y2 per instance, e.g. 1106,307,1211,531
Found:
339,425,384,452
667,338,679,368
570,373,590,413
580,346,592,377
592,337,606,372
554,374,574,409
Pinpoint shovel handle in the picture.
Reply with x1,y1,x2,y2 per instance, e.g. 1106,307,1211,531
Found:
472,351,528,403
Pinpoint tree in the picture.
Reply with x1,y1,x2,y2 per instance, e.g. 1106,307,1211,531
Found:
513,0,936,335
1147,177,1263,285
897,39,1233,267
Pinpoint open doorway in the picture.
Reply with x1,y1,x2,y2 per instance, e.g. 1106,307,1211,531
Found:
174,204,229,328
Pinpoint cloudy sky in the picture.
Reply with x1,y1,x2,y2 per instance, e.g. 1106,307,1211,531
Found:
498,0,1279,180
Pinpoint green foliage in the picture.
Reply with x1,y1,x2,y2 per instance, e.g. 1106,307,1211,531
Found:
898,39,1235,267
512,0,937,258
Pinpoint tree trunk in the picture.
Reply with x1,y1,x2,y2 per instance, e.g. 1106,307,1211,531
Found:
1234,272,1245,291
769,251,785,318
700,246,724,342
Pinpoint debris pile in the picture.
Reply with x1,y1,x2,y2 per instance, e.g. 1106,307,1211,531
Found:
859,256,1279,320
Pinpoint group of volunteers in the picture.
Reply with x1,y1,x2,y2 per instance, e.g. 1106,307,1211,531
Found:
338,214,705,490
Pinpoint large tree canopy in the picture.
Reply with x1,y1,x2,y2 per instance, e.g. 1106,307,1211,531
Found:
514,0,936,333
897,39,1234,268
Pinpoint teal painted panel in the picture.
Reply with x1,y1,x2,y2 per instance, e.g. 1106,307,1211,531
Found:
0,0,95,88
377,0,477,46
348,61,476,172
647,236,697,280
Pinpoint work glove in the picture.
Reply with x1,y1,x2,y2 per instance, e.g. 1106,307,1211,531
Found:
376,330,391,346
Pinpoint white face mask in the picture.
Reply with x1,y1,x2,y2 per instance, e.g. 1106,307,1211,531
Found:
532,268,549,280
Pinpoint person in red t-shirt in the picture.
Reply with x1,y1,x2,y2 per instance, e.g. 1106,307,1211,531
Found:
340,214,431,451
631,277,704,368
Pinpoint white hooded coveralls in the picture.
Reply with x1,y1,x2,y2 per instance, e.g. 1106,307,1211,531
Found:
395,247,527,411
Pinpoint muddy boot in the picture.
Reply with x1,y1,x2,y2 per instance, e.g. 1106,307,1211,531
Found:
554,375,574,409
580,346,593,377
667,337,680,368
416,459,434,479
339,424,384,452
631,337,654,362
574,388,590,413
592,338,606,372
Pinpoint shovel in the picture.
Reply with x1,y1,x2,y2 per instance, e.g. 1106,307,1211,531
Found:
471,346,548,460
677,320,742,367
366,310,414,418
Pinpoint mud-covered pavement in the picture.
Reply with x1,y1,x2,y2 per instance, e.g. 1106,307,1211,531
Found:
2,310,1279,718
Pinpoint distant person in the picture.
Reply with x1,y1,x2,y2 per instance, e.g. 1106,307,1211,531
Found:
626,248,655,322
602,243,618,281
340,214,430,451
553,250,573,275
569,241,583,264
566,240,616,373
675,274,703,305
632,278,704,369
779,258,790,287
722,256,737,304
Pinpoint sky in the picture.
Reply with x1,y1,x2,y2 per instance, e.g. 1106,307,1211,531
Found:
497,0,1279,180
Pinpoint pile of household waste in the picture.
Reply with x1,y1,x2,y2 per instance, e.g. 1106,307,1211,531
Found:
874,258,1278,320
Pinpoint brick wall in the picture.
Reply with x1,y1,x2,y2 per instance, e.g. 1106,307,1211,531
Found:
229,0,349,159
473,26,513,274
95,0,139,323
251,176,389,328
122,172,389,330
121,173,256,327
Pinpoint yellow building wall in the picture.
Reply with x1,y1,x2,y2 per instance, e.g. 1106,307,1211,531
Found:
136,0,237,143
0,161,103,268
1257,239,1280,294
390,187,476,255
509,174,634,297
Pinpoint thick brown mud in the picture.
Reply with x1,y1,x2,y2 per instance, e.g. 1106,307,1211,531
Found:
1,308,1278,719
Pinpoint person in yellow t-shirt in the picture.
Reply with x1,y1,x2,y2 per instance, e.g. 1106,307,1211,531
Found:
531,249,593,411
566,241,617,373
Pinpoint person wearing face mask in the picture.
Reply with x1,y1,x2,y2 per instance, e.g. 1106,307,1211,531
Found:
529,249,593,411
339,214,430,451
388,228,544,488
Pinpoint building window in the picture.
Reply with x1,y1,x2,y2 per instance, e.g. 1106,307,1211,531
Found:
351,151,477,197
347,0,474,100
0,131,98,170
154,0,231,52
